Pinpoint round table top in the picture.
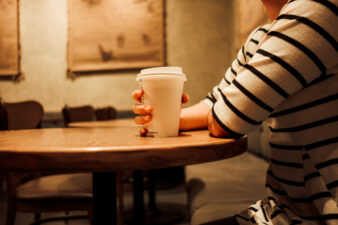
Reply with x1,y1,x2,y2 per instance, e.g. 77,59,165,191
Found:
0,119,247,172
68,118,135,128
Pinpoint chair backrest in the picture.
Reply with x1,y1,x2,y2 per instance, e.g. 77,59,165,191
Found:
62,105,95,126
0,100,44,130
95,106,117,121
0,100,44,202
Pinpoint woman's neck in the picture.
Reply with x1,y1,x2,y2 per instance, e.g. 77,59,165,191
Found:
262,0,288,20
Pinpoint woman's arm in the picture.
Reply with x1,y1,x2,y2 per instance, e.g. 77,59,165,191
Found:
180,101,230,138
179,102,210,131
207,111,230,137
133,89,229,137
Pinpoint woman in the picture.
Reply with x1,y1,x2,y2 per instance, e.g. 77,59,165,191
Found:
133,0,338,224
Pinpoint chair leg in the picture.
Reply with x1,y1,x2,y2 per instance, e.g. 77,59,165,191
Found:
34,212,41,221
88,205,94,225
5,199,16,225
117,172,124,225
65,211,69,225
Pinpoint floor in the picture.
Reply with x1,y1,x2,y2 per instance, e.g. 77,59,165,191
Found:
0,177,190,225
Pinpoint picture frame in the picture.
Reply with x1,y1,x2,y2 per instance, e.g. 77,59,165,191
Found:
0,0,21,80
67,0,165,76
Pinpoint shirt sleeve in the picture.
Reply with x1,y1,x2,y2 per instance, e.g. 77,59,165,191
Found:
211,0,338,137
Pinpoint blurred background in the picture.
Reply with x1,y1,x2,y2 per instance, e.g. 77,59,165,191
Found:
0,0,268,113
0,1,272,225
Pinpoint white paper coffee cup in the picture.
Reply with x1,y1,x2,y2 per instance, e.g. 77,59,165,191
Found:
136,67,187,137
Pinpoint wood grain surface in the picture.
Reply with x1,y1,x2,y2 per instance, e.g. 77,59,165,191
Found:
68,118,134,128
0,120,247,172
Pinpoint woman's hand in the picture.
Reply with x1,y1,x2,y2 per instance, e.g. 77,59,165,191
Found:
207,111,229,137
132,89,152,136
132,88,189,136
179,102,210,131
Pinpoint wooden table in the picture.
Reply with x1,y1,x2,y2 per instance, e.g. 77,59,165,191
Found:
0,119,247,225
68,118,134,128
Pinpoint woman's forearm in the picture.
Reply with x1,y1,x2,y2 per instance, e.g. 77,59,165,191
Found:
180,101,230,137
179,102,210,131
207,111,230,137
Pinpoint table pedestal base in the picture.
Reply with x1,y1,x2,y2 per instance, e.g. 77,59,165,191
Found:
93,172,117,225
125,170,184,225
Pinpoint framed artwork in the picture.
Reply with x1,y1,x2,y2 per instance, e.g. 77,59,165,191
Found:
67,0,165,75
0,0,20,79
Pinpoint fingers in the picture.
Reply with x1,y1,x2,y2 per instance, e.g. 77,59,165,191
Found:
133,89,189,104
134,114,152,125
132,88,144,103
133,104,152,114
182,93,189,104
133,89,189,137
133,88,151,136
139,128,148,137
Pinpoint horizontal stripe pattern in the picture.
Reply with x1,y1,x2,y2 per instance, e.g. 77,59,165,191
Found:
267,31,327,75
230,66,237,76
246,51,253,58
269,116,338,132
250,39,259,45
256,48,308,87
217,88,262,125
271,158,303,168
243,64,290,98
309,0,338,15
270,94,337,117
242,47,247,62
269,137,337,151
211,106,243,138
269,196,338,221
223,77,231,85
305,137,338,151
327,180,338,190
315,158,338,170
276,14,338,52
205,0,338,223
268,170,305,186
232,79,274,112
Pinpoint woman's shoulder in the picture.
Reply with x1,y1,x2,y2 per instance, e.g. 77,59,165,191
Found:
243,24,272,53
276,0,338,41
282,0,338,18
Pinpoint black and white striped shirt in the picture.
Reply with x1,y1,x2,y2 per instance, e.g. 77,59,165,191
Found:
203,0,338,224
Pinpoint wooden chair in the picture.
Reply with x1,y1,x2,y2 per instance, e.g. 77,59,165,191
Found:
62,105,124,223
0,100,43,130
62,105,95,127
0,100,93,225
95,106,117,121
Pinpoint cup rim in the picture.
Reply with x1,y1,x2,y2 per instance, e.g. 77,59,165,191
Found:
136,72,186,80
140,66,183,75
138,72,185,76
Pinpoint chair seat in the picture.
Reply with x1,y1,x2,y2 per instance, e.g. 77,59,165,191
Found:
16,173,92,200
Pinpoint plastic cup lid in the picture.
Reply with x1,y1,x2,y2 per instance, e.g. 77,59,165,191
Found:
137,66,186,81
140,66,183,74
